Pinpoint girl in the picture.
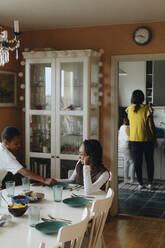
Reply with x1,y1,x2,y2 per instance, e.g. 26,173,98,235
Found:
61,139,110,194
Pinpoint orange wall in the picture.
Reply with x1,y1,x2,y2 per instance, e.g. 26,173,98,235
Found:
21,21,165,168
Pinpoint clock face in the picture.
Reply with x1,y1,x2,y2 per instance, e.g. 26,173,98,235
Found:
133,26,152,45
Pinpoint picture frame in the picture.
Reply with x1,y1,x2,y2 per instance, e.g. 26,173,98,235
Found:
0,71,17,107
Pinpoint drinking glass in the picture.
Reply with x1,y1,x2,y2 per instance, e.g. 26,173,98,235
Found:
22,177,30,192
5,181,15,197
0,191,1,207
28,206,40,227
52,185,63,202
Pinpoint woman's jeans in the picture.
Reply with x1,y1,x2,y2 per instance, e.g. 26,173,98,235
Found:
129,141,154,185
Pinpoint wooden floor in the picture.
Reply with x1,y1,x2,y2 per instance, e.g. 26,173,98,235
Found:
103,215,165,248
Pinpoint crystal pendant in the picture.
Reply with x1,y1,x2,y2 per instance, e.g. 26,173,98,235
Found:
0,49,9,66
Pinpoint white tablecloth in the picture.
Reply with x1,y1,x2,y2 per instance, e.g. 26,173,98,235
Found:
0,185,106,248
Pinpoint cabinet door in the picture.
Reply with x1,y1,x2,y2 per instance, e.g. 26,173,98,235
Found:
30,115,51,153
56,58,88,154
153,61,165,106
60,115,83,155
30,157,51,179
30,63,51,110
25,61,54,174
59,61,84,111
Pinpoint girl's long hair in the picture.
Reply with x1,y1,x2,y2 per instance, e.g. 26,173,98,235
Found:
82,139,103,167
131,90,144,113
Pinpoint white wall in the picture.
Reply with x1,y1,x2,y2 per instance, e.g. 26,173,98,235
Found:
119,61,146,107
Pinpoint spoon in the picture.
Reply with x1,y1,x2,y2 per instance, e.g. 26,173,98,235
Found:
48,214,72,224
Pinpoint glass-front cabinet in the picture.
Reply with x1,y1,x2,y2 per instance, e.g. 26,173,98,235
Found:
23,50,101,178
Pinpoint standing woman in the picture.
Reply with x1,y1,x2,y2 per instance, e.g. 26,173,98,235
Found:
126,90,156,190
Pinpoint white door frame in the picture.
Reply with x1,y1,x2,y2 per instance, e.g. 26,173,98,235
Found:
110,53,165,215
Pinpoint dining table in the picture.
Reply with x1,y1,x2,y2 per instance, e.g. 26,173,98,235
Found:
0,184,106,248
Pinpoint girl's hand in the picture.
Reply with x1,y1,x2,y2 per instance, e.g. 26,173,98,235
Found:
84,155,91,166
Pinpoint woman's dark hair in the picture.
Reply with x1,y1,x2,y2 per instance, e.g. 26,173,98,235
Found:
1,126,20,142
82,139,102,166
131,90,144,113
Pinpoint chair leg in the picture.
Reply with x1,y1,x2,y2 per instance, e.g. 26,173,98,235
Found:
101,235,106,248
95,236,106,248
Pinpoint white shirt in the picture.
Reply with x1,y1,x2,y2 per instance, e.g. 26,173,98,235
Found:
118,124,129,149
60,161,110,195
0,143,23,186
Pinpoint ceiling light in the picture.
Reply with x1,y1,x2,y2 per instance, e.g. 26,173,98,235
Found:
0,20,20,66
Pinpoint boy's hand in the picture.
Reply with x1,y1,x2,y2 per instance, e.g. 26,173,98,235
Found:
44,178,56,185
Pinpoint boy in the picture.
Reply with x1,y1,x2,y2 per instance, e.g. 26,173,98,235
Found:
0,126,56,187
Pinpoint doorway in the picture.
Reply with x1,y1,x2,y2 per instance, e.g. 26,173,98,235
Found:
110,53,165,218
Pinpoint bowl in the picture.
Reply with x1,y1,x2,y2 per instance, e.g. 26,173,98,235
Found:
12,195,30,205
8,204,28,217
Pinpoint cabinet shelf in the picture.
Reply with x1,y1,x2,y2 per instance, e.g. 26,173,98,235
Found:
61,134,82,137
146,61,153,104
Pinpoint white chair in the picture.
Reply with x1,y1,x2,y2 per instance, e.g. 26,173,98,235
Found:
68,169,74,178
55,207,89,248
38,242,46,248
105,171,112,193
86,188,114,248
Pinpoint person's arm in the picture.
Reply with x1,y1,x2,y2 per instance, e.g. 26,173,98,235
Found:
18,168,56,185
83,166,109,194
82,155,109,194
148,115,156,136
57,168,77,183
148,114,157,145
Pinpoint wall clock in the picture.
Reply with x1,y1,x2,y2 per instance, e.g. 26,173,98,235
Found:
133,26,152,45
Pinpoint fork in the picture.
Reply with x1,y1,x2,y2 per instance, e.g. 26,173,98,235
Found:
48,214,72,224
70,185,82,191
71,193,93,202
71,193,95,199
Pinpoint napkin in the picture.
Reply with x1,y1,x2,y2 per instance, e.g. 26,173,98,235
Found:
0,214,12,227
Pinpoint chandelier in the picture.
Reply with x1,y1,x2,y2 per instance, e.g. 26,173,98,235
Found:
0,20,20,66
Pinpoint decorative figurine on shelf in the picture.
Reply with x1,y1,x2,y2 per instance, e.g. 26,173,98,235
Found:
65,104,74,110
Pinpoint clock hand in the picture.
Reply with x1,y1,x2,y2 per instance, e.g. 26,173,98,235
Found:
136,35,145,38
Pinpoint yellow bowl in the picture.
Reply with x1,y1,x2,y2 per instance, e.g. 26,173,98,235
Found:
8,204,28,217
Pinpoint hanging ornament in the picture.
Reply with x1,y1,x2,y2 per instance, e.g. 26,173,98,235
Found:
19,96,24,101
98,62,103,67
20,60,25,66
18,72,23,78
20,84,25,89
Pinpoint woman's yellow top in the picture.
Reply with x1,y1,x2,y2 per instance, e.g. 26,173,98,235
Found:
126,104,152,142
